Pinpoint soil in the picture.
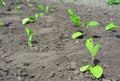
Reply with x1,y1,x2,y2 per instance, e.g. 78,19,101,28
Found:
0,0,120,81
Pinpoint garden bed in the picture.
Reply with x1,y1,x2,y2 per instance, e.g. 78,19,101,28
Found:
0,0,120,81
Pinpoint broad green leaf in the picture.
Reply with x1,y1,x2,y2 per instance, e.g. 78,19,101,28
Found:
36,12,44,18
107,0,120,4
68,9,75,16
22,18,30,25
92,44,101,57
70,16,81,26
80,65,91,72
22,16,36,25
90,65,103,79
87,21,99,27
25,28,34,47
72,32,83,39
29,16,36,22
86,38,93,55
0,21,4,27
0,0,6,7
105,22,119,31
37,4,45,11
14,6,21,13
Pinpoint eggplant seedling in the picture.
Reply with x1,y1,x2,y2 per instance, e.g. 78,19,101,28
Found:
105,22,119,31
107,0,120,4
68,9,81,27
0,0,6,7
80,37,103,79
83,21,99,28
14,6,21,13
37,4,50,13
36,12,44,19
22,16,37,25
72,32,83,39
25,27,34,47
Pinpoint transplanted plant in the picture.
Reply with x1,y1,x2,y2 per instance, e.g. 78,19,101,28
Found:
14,6,21,13
105,22,119,31
107,0,120,4
0,0,6,7
68,9,81,27
22,16,37,25
25,27,34,47
37,4,50,13
83,21,99,28
80,37,103,79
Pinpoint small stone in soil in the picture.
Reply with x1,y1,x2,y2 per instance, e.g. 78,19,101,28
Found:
23,62,30,66
102,79,111,81
49,72,56,78
67,62,77,71
73,69,80,75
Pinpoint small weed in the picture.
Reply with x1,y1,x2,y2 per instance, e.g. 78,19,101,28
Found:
25,27,34,47
84,21,99,28
105,22,119,31
68,9,81,27
80,37,103,79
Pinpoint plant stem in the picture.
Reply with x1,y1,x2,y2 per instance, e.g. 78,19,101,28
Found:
92,57,94,66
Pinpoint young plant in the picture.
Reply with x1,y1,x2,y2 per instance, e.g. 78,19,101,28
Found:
68,9,81,27
107,0,120,4
14,6,21,13
22,16,37,25
36,12,44,19
80,37,103,79
72,32,83,39
105,22,119,31
0,21,4,27
0,0,6,7
25,27,34,47
83,21,99,28
37,4,50,13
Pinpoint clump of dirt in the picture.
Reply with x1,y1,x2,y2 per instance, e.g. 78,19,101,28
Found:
0,0,120,81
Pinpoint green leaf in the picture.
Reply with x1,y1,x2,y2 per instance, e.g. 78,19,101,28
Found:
90,65,103,79
37,4,45,11
86,38,94,55
22,16,36,25
70,16,81,26
92,44,101,57
22,18,31,25
80,65,91,72
87,21,99,27
72,32,83,39
68,9,75,16
36,12,44,18
0,21,4,27
107,0,120,4
25,28,34,47
14,6,21,13
105,22,119,31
